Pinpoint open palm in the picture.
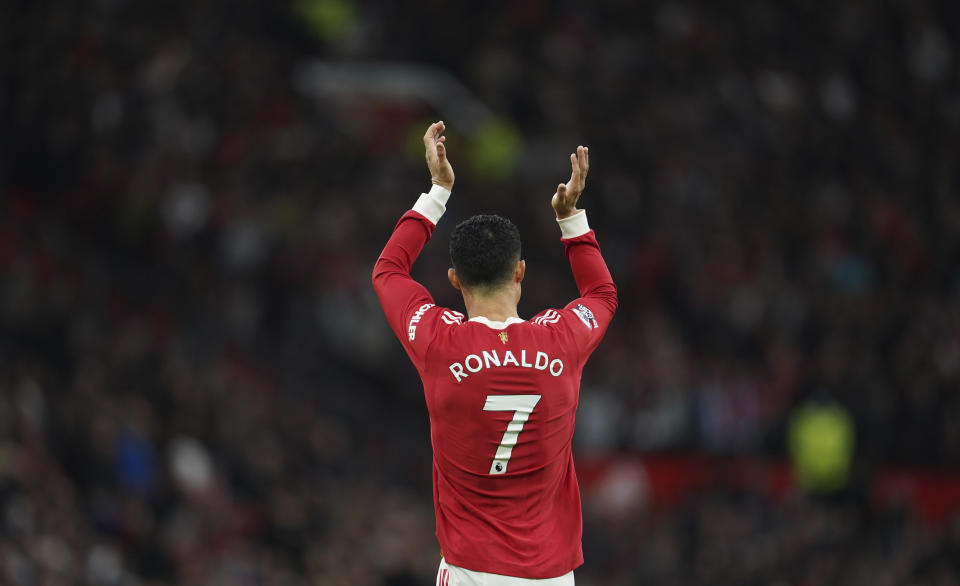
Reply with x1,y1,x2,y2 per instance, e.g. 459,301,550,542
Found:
424,121,454,190
551,145,589,219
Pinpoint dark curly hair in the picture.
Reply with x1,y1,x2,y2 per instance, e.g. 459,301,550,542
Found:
449,214,522,290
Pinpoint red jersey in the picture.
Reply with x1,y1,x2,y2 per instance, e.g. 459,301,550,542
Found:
373,203,616,579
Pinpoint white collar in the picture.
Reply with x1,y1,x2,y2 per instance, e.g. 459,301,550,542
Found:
468,316,525,330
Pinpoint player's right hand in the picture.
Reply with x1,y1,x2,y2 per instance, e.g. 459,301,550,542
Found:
551,145,588,219
424,121,454,190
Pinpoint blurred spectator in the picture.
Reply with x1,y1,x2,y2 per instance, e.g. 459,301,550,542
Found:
788,390,855,495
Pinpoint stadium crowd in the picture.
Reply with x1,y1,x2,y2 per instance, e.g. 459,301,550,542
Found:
2,0,959,584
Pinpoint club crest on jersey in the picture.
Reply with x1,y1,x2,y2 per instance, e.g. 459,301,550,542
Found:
498,332,508,344
572,304,599,330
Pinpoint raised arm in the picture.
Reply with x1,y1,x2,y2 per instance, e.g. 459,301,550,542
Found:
552,146,617,352
372,122,456,351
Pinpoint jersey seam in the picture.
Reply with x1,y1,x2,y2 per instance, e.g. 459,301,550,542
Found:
422,306,442,365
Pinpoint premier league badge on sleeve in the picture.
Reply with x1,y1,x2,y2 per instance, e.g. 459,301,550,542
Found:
572,304,599,330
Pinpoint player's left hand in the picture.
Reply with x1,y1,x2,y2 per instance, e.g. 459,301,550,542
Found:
424,121,455,190
552,145,588,219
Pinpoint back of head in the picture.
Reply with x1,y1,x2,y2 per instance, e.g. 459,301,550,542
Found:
449,214,522,292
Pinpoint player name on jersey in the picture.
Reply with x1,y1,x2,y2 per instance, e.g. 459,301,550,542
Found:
449,348,564,382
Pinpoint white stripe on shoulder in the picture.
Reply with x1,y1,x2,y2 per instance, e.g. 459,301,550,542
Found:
533,309,562,325
440,310,464,325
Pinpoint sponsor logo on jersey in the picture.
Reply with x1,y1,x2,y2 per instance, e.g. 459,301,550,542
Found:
572,304,599,330
498,331,508,344
448,349,564,382
533,309,561,326
408,305,463,340
408,303,435,341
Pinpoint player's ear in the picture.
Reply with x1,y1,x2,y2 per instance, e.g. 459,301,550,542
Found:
448,268,462,290
514,260,525,283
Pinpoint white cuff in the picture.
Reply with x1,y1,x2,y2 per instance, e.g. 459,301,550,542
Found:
557,210,590,238
412,184,451,225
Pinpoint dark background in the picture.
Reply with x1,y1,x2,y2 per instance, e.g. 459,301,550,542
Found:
1,0,959,584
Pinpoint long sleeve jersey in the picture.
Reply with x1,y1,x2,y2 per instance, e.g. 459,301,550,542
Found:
372,185,617,579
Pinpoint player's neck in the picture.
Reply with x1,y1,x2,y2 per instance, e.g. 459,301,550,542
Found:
461,288,520,323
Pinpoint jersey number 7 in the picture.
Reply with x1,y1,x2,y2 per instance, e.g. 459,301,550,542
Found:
483,394,542,475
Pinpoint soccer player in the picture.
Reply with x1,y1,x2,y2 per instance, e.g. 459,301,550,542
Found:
373,121,617,585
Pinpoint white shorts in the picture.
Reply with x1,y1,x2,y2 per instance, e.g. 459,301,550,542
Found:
436,558,575,586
